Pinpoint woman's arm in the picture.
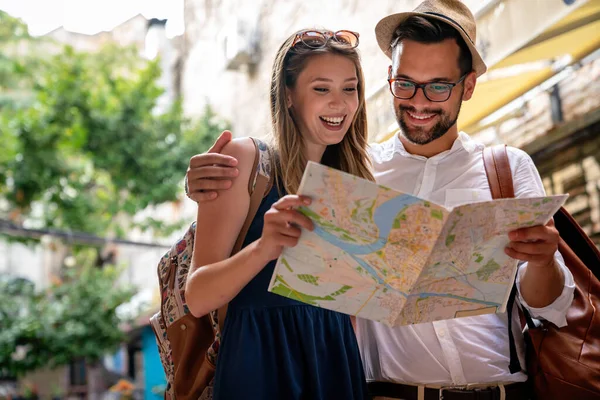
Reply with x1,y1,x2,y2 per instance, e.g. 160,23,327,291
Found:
185,138,315,318
185,137,269,317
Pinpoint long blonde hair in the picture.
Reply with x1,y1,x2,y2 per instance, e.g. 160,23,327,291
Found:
269,30,374,194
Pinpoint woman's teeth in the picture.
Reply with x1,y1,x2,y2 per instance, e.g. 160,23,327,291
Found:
320,116,344,126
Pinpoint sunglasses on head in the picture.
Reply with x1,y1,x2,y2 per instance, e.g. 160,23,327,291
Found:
291,30,360,49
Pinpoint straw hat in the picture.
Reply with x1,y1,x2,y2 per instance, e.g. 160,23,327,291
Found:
375,0,487,77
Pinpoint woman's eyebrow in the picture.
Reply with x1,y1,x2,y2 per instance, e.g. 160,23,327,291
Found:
310,77,359,83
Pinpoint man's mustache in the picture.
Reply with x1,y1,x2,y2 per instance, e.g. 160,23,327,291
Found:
399,106,442,115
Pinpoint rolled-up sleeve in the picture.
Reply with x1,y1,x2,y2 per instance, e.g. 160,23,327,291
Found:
515,252,575,327
509,148,575,328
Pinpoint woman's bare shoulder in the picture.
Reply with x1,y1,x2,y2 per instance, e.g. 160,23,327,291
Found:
193,138,256,257
221,137,257,170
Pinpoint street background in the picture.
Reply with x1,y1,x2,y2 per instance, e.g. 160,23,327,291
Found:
1,0,599,399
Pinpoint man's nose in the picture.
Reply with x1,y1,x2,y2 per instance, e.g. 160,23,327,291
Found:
410,86,432,107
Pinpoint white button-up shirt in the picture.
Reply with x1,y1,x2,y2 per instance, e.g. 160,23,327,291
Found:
357,132,575,386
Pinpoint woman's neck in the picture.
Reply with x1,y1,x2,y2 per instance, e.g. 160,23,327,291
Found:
304,141,327,163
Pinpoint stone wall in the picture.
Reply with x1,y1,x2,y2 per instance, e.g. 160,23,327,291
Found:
531,115,600,245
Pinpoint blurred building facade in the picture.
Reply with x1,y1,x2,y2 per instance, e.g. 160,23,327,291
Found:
177,0,600,245
44,14,149,53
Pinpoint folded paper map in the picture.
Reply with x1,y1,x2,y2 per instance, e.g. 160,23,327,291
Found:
268,161,568,327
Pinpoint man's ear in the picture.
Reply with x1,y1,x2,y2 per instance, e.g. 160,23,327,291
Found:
462,71,477,101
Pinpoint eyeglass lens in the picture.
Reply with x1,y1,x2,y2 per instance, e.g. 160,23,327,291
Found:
391,81,453,102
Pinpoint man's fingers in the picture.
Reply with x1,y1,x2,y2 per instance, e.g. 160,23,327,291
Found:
505,247,535,262
506,241,555,256
189,191,218,202
504,247,552,264
208,130,233,153
504,219,558,262
189,153,238,168
188,179,233,192
188,165,239,180
508,225,558,242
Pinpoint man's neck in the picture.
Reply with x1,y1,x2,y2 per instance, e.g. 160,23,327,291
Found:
399,129,459,158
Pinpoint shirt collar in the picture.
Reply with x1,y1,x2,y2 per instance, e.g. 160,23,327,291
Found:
393,131,483,160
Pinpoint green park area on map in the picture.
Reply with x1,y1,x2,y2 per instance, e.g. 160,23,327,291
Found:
268,162,568,326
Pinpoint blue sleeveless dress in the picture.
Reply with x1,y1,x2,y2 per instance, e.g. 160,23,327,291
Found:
213,183,369,400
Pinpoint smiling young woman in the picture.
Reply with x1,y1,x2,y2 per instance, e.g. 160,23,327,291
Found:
184,29,373,400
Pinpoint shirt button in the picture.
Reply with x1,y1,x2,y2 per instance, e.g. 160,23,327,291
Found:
180,324,187,330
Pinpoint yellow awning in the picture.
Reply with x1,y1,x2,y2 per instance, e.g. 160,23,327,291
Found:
458,1,600,133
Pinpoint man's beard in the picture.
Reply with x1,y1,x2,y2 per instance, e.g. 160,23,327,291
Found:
395,97,462,146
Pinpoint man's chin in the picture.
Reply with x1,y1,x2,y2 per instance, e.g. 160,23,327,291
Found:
400,126,436,146
399,117,453,146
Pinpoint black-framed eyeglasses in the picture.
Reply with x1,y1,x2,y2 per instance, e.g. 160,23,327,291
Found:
291,30,360,49
387,71,467,102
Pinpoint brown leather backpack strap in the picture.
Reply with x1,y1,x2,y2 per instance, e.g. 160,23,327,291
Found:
483,144,525,374
232,179,266,254
483,144,515,199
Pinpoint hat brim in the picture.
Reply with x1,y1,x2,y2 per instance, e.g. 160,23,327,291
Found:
375,12,487,77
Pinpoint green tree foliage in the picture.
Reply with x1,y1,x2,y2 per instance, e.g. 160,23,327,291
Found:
0,43,226,237
0,10,29,41
0,265,135,378
0,11,227,378
0,10,41,109
0,10,31,84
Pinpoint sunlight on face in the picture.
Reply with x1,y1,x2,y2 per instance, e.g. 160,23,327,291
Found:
287,53,359,160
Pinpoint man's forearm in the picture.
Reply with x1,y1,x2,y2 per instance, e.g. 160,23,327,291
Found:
519,259,565,308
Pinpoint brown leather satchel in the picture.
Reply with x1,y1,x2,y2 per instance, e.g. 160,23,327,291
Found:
483,145,600,400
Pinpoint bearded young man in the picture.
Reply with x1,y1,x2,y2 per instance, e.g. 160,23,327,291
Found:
183,1,574,399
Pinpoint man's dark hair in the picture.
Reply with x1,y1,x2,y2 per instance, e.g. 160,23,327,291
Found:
390,16,472,76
